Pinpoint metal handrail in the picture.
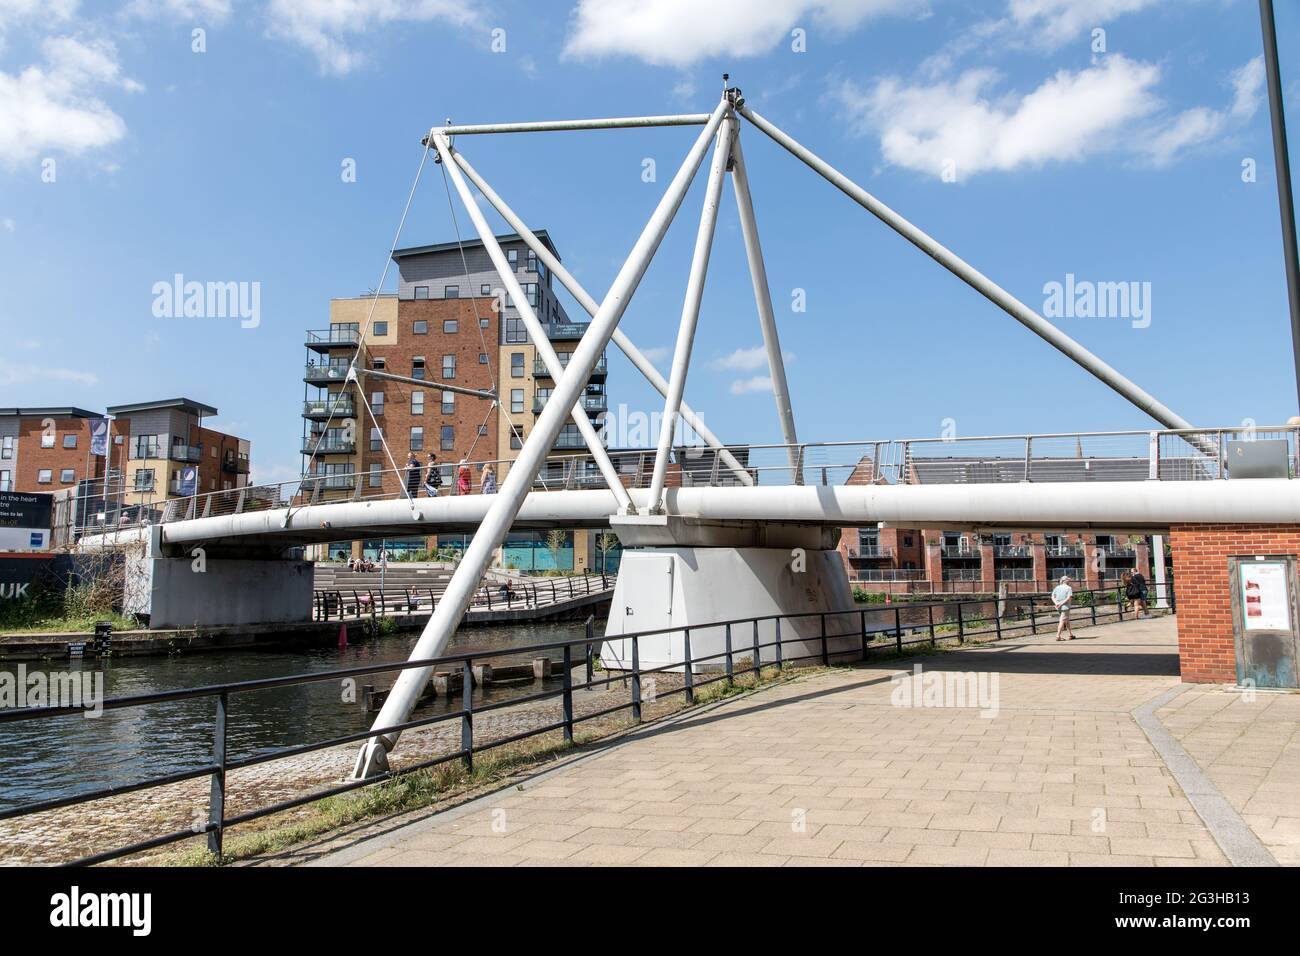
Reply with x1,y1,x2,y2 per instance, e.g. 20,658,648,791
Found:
0,581,1174,865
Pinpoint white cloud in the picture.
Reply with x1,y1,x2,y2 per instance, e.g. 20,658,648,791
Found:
1005,0,1160,49
639,345,672,363
729,374,773,395
837,53,1263,178
0,36,141,167
710,345,793,372
564,0,915,68
0,361,97,386
1,217,14,231
123,0,232,19
0,0,78,38
265,0,482,75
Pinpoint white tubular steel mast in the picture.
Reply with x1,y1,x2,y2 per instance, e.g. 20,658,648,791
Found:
431,131,635,514
353,86,1200,776
449,150,753,486
647,116,734,510
353,98,733,778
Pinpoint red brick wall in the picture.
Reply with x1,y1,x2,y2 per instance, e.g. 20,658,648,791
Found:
1169,523,1300,683
12,416,103,492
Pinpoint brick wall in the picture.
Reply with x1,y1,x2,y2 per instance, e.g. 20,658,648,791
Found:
1169,523,1300,683
13,417,102,492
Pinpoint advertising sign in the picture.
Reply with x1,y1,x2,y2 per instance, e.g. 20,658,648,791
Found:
180,466,198,497
90,418,111,457
1241,561,1291,632
0,492,52,552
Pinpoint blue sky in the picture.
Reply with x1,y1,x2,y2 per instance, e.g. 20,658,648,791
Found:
0,0,1297,485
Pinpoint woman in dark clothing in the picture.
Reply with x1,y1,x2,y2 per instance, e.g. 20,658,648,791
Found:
404,453,421,499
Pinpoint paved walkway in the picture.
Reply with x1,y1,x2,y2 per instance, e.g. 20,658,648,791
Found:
304,616,1296,867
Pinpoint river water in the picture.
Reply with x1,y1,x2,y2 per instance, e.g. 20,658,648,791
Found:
0,620,593,813
0,598,1016,814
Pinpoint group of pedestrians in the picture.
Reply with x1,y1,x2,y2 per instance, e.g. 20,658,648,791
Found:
403,452,497,499
1050,569,1150,641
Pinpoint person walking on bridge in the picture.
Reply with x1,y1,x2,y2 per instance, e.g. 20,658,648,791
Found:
480,463,497,495
1052,574,1075,642
423,453,442,497
404,453,421,500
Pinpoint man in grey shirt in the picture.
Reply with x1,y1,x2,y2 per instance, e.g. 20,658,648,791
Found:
1051,574,1075,642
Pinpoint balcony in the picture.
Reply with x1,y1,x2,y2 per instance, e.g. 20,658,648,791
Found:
302,474,357,493
533,394,609,415
302,436,355,455
552,430,588,450
305,328,360,352
304,363,351,385
534,355,608,379
941,546,980,559
169,444,202,463
1046,545,1084,557
994,545,1033,557
223,455,250,474
850,546,895,559
303,396,355,420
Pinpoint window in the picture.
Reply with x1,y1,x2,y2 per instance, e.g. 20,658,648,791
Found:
480,317,490,329
480,284,491,296
524,282,539,307
410,426,424,452
412,357,426,381
368,463,382,488
445,285,459,299
41,431,54,449
442,354,456,379
507,249,518,269
1,437,12,459
511,389,524,414
131,434,161,458
0,470,10,492
411,391,424,415
372,356,386,370
510,430,523,450
504,317,527,343
478,353,487,364
374,321,388,336
63,434,77,449
511,353,525,378
478,425,488,436
441,391,455,415
413,319,428,335
37,468,52,484
440,425,455,451
371,392,384,415
134,469,154,491
414,286,429,299
536,387,552,410
443,319,458,334
527,250,538,272
369,427,382,452
60,468,75,483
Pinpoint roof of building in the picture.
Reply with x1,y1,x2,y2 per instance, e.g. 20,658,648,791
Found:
0,406,102,419
392,229,560,261
105,398,219,417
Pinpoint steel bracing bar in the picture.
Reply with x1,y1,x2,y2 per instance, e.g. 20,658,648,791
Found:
360,367,496,401
423,114,712,139
737,104,1199,435
729,130,801,479
353,98,734,778
431,133,635,513
449,151,754,486
648,116,734,509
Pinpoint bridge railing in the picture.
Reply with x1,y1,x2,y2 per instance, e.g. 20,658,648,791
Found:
312,571,613,622
0,581,1173,865
60,424,1298,539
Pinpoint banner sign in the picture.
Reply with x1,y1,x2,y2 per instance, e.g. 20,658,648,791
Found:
0,491,52,532
180,466,198,497
90,418,111,457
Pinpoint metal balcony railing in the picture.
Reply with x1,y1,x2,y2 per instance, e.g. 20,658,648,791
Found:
169,444,202,463
534,355,608,377
1046,545,1084,557
305,363,351,383
941,546,979,558
223,455,251,474
302,437,355,455
303,397,355,418
305,328,360,349
850,546,895,559
994,545,1033,557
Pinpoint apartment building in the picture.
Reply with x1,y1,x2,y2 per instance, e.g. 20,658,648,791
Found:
838,526,1156,593
0,407,107,495
303,231,611,567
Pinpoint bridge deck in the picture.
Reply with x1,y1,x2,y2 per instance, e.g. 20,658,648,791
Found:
296,616,1296,867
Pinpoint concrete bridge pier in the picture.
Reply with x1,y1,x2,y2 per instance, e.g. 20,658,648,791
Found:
600,516,858,672
141,525,315,629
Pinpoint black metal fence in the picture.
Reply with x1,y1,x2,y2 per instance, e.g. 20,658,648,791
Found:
0,581,1172,867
